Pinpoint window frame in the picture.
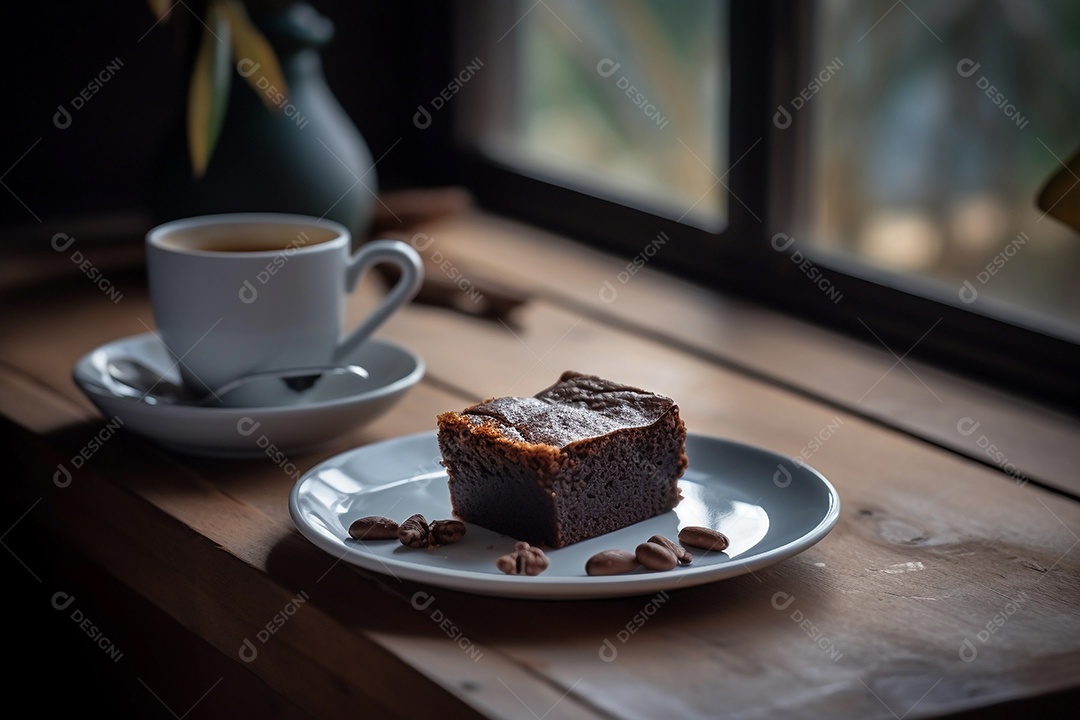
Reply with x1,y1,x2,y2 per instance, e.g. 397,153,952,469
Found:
444,0,1080,413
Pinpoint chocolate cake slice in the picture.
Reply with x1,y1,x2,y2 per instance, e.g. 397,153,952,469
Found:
437,371,687,548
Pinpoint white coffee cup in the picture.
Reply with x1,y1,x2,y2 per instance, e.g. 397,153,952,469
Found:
146,213,423,395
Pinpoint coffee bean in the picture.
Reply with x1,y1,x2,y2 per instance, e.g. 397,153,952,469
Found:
397,514,430,548
585,549,640,576
648,534,692,564
635,541,678,571
348,515,399,540
678,526,729,552
430,519,467,546
496,541,550,575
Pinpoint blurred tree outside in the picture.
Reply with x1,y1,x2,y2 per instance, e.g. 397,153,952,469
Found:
809,0,1080,330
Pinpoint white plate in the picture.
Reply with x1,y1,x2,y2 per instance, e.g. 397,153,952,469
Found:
289,431,841,599
72,332,424,458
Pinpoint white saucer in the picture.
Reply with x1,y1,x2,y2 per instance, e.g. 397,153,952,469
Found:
73,332,425,458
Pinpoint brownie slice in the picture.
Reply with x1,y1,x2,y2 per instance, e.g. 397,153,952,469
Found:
437,371,687,548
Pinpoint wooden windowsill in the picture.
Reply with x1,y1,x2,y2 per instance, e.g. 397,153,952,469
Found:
1,207,1077,718
397,211,1080,499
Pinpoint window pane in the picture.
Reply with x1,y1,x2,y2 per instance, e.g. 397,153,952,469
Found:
803,0,1080,336
466,0,728,231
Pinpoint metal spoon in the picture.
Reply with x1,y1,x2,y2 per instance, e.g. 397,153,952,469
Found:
105,358,369,406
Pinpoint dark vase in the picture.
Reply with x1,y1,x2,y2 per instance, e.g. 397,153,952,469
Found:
147,3,376,240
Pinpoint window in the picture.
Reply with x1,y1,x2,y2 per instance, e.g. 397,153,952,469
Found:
804,0,1080,336
450,0,1080,410
462,0,728,232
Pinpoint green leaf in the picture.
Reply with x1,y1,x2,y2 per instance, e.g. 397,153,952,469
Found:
220,0,289,113
187,0,232,177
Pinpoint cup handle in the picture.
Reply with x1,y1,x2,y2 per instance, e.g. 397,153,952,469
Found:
334,239,424,362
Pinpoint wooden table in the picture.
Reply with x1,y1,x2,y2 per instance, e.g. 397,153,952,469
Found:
2,209,1078,718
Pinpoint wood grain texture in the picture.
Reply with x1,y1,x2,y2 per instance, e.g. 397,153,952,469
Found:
388,212,1080,497
1,210,1077,719
368,295,1080,719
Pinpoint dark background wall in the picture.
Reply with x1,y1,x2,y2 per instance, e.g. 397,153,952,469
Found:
0,1,456,243
0,3,458,714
